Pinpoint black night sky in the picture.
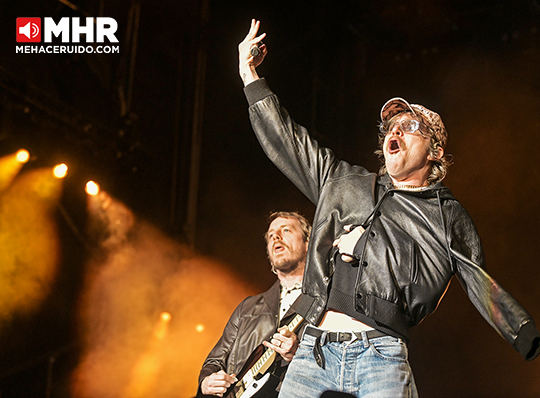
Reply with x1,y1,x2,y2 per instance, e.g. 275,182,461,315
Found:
1,0,540,397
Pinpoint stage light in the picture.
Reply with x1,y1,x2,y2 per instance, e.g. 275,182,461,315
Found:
160,312,171,323
154,311,172,342
0,167,61,325
0,150,30,191
85,181,100,196
16,149,30,163
195,324,205,333
53,163,68,179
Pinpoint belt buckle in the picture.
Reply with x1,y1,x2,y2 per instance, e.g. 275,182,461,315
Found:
337,331,356,343
303,325,323,341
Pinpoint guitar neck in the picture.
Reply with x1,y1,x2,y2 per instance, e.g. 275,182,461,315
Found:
245,348,277,378
242,314,304,381
285,313,304,333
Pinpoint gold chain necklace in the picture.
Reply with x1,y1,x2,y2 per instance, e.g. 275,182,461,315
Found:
393,182,428,191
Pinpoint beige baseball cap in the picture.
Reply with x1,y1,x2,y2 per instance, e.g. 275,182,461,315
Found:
380,97,448,148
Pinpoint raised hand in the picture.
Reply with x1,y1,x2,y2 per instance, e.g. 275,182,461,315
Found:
238,19,267,86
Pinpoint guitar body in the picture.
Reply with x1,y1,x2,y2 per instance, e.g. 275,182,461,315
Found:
224,344,280,398
225,371,280,398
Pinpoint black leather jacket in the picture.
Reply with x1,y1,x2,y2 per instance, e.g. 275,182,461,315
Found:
197,281,296,394
244,78,540,360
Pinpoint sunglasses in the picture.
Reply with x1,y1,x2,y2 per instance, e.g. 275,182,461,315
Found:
380,119,429,138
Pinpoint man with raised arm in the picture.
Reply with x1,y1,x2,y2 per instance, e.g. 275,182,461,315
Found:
237,19,540,398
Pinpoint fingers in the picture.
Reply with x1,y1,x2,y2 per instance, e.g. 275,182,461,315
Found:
263,330,299,362
340,254,355,263
279,326,294,336
334,225,360,244
201,371,237,396
248,18,259,38
264,330,297,352
263,334,285,350
345,224,365,233
333,225,365,261
244,19,257,40
244,19,266,47
249,35,267,57
270,335,285,348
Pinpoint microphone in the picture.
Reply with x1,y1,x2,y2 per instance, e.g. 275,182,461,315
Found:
250,42,264,57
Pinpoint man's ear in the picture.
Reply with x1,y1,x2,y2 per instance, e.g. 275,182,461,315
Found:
428,146,444,161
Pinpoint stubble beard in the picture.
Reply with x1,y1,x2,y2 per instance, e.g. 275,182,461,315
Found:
270,253,303,275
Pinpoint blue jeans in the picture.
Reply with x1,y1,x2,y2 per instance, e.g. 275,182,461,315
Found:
278,329,418,398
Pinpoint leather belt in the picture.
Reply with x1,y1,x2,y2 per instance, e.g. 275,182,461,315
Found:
304,324,387,344
303,325,388,369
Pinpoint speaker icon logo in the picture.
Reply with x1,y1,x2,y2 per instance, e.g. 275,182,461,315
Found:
16,18,41,43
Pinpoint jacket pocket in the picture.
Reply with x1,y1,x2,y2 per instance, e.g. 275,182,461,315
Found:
410,241,419,284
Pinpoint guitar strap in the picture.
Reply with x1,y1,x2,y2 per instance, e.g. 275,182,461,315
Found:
279,293,303,327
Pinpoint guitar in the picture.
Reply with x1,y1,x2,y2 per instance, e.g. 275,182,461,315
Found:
225,313,304,398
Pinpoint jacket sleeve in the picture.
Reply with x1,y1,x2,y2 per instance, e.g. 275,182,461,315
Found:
449,203,540,360
244,78,342,205
197,299,244,392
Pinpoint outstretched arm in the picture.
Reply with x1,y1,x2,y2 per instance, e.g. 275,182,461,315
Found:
238,19,267,86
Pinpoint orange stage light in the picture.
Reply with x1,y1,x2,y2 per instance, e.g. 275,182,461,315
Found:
53,163,68,179
0,150,30,191
160,312,171,323
16,149,30,163
85,181,100,196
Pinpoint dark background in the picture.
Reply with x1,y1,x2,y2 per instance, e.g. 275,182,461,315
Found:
1,0,540,397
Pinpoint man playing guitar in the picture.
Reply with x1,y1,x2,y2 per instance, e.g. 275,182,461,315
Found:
197,211,310,397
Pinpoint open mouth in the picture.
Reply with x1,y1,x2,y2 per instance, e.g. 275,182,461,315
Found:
273,244,286,254
388,139,400,154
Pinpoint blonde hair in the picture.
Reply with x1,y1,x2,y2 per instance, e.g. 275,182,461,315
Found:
265,211,311,244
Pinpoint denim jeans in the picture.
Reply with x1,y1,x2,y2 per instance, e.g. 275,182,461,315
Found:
278,329,418,398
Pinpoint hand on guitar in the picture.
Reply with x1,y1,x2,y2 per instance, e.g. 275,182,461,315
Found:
262,326,299,362
201,370,237,397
